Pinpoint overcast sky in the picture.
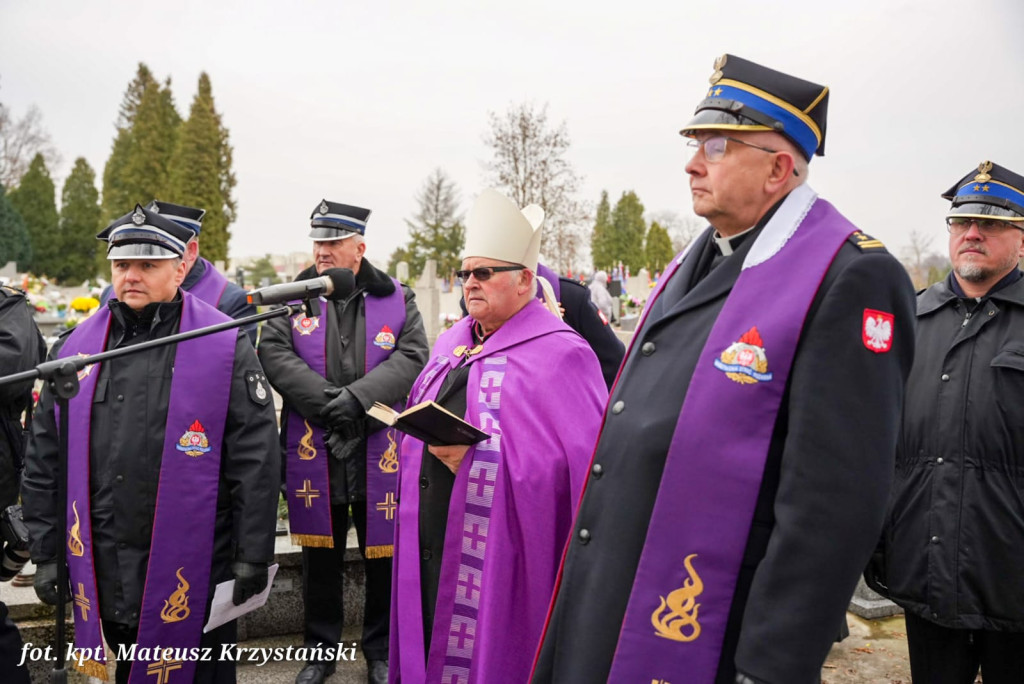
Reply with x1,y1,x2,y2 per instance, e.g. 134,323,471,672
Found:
2,0,1022,269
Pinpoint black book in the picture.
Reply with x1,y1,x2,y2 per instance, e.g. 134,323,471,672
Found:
367,401,489,446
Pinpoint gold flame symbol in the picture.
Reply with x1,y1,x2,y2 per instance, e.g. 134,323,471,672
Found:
379,430,399,473
298,419,317,461
67,500,84,557
160,567,191,623
651,554,703,642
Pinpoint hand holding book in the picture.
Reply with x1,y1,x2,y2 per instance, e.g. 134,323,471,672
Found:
366,401,489,446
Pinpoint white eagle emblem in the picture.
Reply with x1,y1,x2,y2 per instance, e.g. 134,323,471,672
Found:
862,309,894,353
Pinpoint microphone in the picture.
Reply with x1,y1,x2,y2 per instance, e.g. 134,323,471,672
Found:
246,268,356,306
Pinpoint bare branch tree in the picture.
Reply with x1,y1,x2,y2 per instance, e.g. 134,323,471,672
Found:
483,102,588,273
0,98,62,188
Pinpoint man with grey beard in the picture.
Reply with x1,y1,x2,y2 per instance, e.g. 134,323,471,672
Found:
868,161,1024,684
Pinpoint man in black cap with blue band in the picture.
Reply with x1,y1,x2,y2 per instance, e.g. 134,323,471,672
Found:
871,162,1024,684
99,200,257,343
533,54,916,684
260,199,428,684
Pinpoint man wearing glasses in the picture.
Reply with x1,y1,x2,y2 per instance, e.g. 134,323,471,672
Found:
389,189,607,684
533,54,916,684
869,162,1024,683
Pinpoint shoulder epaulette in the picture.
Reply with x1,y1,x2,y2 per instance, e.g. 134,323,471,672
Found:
848,231,888,252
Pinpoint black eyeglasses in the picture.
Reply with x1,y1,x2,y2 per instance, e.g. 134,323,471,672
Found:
456,266,524,283
686,135,800,177
946,217,1024,237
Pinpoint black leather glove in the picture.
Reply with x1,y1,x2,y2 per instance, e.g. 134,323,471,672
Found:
326,427,362,463
863,549,889,598
320,387,365,440
231,561,268,606
33,561,61,605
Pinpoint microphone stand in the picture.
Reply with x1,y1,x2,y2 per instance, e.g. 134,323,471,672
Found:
0,299,317,683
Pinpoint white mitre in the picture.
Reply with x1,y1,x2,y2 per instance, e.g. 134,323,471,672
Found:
464,189,543,272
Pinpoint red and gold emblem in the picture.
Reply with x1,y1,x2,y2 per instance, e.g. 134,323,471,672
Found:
373,325,396,351
176,419,211,457
863,309,894,353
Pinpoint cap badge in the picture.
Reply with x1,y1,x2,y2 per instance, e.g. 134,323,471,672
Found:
713,326,773,384
974,160,993,183
132,209,146,226
709,54,727,84
319,200,330,215
151,204,160,214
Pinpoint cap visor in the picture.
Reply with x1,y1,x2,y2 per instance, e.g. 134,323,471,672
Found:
679,108,772,137
309,227,359,241
106,243,181,259
947,202,1024,221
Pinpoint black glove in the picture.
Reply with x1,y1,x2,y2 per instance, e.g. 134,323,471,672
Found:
326,427,362,463
320,387,365,440
231,561,268,606
863,549,889,598
33,561,61,605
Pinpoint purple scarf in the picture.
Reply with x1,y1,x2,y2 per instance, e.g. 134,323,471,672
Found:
605,185,853,682
285,282,406,557
187,257,230,308
58,291,234,682
391,300,607,684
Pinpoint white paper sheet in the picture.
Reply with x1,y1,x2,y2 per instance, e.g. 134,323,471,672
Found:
202,563,279,633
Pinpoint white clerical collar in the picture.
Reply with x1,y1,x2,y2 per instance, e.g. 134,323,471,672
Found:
713,224,759,257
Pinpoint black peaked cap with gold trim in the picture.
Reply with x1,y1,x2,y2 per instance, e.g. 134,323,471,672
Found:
942,161,1024,221
680,54,829,161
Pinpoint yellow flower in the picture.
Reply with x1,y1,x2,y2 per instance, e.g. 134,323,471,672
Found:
70,296,100,313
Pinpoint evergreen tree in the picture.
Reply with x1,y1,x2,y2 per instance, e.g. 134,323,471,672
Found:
123,77,181,206
644,221,674,275
58,158,102,283
167,72,237,265
8,154,58,276
610,190,647,273
590,190,614,271
247,255,282,285
404,168,464,281
0,183,31,271
102,64,158,222
386,246,415,280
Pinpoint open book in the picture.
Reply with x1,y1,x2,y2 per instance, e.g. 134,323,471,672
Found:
367,400,489,446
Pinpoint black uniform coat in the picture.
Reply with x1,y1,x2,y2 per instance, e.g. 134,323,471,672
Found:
885,272,1024,631
259,259,429,504
22,295,280,626
534,216,916,684
0,286,44,510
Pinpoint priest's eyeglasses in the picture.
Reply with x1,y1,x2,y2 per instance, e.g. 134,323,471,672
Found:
946,217,1024,237
686,135,799,176
456,266,525,283
686,135,779,163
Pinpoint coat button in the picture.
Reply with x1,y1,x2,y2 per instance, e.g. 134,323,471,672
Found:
115,475,124,483
421,549,432,561
936,458,944,465
591,463,604,478
420,476,429,489
611,401,625,415
641,342,656,356
940,374,950,382
116,394,125,401
578,528,591,544
931,536,940,543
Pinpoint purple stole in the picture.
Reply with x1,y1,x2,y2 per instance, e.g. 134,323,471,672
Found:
535,263,561,301
187,257,229,308
605,185,853,682
392,300,607,684
285,282,406,557
58,291,234,682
